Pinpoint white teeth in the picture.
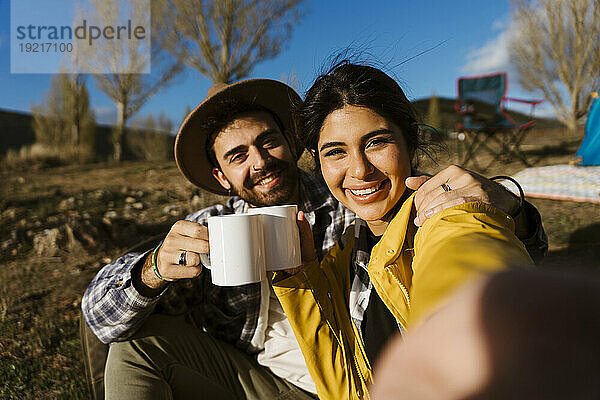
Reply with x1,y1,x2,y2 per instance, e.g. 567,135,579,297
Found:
350,183,381,196
257,175,275,185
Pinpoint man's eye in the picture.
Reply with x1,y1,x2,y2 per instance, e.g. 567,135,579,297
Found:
230,154,246,163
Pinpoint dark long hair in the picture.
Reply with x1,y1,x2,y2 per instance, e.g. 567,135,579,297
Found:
297,61,428,166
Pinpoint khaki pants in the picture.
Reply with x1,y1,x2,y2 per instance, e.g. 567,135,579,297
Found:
105,314,316,400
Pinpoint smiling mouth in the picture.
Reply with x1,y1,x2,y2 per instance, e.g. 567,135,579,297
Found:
348,181,384,196
254,171,280,186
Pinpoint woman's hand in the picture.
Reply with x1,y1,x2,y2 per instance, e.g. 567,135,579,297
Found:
284,211,316,275
406,165,521,226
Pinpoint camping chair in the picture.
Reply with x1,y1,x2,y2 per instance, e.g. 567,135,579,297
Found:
455,72,543,171
80,232,166,400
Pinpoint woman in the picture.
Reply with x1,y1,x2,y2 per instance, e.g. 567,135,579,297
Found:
272,62,534,400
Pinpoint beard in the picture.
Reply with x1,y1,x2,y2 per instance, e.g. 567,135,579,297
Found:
229,158,299,207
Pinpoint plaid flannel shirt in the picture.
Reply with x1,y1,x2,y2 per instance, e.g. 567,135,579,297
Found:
82,170,355,349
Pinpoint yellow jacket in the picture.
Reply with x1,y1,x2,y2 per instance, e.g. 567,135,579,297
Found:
272,195,533,400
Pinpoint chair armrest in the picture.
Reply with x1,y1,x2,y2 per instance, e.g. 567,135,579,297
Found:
505,97,544,106
455,100,474,115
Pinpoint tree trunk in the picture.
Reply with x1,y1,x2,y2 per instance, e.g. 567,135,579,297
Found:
114,102,127,162
566,115,578,135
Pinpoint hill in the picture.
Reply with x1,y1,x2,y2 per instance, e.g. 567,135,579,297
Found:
0,109,36,155
0,108,175,161
412,96,563,131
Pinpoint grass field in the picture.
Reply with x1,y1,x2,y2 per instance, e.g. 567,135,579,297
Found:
1,128,599,398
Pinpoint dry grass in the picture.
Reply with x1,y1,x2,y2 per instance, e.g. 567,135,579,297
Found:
1,143,93,171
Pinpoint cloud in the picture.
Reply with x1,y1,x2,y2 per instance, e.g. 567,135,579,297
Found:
492,18,507,31
460,29,512,75
93,106,116,125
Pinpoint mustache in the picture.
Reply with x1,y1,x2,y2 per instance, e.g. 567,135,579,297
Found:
246,160,288,186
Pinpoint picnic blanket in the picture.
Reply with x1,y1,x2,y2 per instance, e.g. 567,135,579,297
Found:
504,165,600,204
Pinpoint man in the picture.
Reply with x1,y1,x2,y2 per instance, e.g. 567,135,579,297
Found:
82,79,547,399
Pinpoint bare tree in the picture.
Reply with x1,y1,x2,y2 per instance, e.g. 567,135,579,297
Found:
155,0,305,83
77,0,182,161
509,0,600,132
32,74,96,162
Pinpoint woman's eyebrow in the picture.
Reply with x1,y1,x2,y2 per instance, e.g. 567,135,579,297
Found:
319,141,346,153
361,129,394,143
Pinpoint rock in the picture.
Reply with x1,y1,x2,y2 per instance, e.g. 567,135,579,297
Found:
125,196,136,204
64,224,85,253
91,189,111,201
66,218,100,251
33,228,62,257
132,202,144,210
190,195,203,210
2,208,18,221
2,237,16,251
58,197,76,211
162,204,184,217
150,190,168,203
103,210,118,221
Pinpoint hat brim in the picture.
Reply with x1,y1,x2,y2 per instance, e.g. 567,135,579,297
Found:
175,79,302,195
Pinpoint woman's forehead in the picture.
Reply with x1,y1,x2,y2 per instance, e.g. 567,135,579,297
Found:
318,105,400,143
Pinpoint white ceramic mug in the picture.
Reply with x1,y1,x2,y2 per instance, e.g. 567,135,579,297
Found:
200,214,266,286
247,204,302,272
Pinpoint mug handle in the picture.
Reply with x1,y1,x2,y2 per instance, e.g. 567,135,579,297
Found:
199,253,211,269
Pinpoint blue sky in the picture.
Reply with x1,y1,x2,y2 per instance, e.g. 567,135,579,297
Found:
0,0,555,129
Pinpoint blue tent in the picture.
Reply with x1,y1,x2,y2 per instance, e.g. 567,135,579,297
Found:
576,93,600,165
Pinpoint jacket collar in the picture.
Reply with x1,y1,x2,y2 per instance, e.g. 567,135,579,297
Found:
369,193,416,267
351,192,416,286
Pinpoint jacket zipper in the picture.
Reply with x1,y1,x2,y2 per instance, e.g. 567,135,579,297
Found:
385,265,411,309
328,290,369,400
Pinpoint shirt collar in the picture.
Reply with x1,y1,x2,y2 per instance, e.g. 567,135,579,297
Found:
298,169,338,215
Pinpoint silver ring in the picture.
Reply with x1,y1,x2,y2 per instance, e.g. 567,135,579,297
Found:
441,183,452,192
178,251,187,266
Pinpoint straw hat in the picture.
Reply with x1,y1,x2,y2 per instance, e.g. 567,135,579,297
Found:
175,79,302,195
